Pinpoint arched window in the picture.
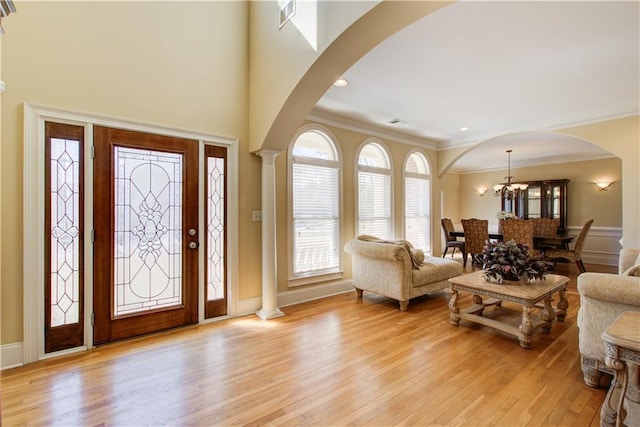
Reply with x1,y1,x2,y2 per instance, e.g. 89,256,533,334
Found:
289,128,342,281
404,151,431,252
357,140,393,239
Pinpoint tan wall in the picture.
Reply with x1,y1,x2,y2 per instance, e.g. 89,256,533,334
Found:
452,157,622,231
440,174,461,220
274,121,439,292
0,2,256,345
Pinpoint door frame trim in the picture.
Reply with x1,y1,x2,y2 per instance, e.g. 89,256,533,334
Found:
23,103,238,364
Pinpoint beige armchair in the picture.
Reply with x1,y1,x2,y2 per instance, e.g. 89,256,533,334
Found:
577,248,640,387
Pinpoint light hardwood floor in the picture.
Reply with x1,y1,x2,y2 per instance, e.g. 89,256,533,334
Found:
2,260,616,426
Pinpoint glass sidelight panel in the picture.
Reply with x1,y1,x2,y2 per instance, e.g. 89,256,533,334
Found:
113,147,183,317
49,138,82,326
45,121,84,353
204,145,227,319
207,157,225,301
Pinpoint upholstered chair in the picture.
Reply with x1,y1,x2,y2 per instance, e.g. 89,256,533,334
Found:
532,217,560,237
532,217,561,251
461,218,489,266
501,219,540,256
546,219,594,273
441,218,467,266
577,248,640,387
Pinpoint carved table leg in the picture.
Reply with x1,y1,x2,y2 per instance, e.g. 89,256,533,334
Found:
541,297,556,334
518,305,534,349
601,352,628,427
472,294,485,316
556,288,568,321
355,288,363,299
449,289,460,326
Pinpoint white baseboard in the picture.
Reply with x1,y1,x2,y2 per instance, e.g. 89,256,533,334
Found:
1,342,24,370
278,279,354,308
236,296,262,316
236,280,354,317
582,251,619,267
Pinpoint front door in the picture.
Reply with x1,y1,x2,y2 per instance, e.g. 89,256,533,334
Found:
93,126,199,345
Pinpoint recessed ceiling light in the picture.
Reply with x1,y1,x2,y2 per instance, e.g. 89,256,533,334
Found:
459,127,470,132
333,79,349,87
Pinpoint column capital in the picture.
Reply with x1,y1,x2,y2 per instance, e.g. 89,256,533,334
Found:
255,149,282,162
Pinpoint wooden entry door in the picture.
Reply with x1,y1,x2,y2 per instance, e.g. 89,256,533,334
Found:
93,127,199,345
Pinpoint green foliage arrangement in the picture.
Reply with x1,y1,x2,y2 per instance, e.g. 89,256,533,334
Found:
481,240,554,284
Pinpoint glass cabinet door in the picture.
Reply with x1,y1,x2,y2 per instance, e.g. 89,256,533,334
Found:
545,183,561,219
525,184,542,218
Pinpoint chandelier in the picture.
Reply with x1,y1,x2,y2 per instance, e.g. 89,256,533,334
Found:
493,149,528,199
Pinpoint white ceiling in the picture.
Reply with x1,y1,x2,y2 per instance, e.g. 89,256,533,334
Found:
312,1,639,173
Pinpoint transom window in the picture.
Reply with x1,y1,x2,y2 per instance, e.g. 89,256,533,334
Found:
357,140,392,239
404,151,431,252
289,128,342,282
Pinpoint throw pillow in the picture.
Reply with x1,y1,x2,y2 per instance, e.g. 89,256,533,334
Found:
411,248,425,265
622,264,640,277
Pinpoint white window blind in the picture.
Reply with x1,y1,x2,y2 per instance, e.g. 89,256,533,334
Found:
358,171,392,238
404,152,431,252
292,162,340,275
289,129,342,280
357,141,393,240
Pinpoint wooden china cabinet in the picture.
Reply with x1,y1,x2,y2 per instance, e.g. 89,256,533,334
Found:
501,179,569,235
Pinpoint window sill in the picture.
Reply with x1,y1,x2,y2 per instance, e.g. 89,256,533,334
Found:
288,271,343,287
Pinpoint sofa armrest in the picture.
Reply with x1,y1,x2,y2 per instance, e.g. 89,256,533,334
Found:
578,272,640,305
344,238,410,263
619,248,640,273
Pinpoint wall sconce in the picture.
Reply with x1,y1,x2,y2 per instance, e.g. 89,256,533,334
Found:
595,181,614,191
476,188,488,197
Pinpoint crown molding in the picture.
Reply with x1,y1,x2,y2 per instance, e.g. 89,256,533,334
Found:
439,111,639,150
310,106,638,153
307,108,440,150
450,151,617,174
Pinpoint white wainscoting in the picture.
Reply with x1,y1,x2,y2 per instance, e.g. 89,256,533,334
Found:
572,225,623,267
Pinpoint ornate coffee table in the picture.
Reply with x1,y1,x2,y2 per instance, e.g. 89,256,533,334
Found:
448,271,569,348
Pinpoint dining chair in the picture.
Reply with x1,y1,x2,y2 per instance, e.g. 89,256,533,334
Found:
501,219,540,256
441,218,466,261
532,217,560,237
532,217,561,251
461,218,489,267
545,219,594,273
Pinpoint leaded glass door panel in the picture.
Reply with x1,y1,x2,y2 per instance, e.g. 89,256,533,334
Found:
93,127,198,345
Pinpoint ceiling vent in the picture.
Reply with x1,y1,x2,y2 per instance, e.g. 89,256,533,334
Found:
388,119,407,125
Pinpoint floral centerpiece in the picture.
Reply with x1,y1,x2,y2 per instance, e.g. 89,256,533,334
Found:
482,240,553,284
496,211,517,220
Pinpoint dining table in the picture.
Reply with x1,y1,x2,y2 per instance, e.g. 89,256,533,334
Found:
449,231,574,249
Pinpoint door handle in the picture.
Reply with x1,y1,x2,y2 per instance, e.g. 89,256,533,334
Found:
188,241,199,250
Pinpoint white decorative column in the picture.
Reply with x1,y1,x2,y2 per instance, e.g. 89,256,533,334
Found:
255,150,284,320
